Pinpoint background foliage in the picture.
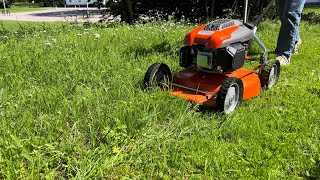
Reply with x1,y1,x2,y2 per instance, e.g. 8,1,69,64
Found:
107,0,276,24
1,0,276,22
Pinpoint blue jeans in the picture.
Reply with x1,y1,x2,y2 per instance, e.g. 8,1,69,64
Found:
275,0,306,58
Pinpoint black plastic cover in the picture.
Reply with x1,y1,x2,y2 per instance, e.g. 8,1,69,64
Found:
179,46,194,68
215,43,245,71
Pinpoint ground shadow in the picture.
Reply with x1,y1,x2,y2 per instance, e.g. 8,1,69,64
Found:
303,159,320,180
197,105,220,114
308,88,320,98
302,12,320,24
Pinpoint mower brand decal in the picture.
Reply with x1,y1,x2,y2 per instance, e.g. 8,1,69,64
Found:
198,30,214,35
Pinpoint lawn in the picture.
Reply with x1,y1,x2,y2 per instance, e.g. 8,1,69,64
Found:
0,6,51,13
0,11,319,179
303,6,320,13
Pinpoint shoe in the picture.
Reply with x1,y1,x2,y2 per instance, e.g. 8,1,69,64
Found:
293,38,302,54
276,55,291,65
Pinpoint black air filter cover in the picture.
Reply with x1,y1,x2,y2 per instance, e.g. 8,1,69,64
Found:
216,43,245,71
179,46,194,68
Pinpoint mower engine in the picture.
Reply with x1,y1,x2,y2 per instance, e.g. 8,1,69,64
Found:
180,19,254,73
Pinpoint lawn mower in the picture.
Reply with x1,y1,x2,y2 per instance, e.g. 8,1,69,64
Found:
143,0,280,114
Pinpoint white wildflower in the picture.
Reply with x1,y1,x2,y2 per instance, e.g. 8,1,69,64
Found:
52,38,57,43
2,36,8,39
94,33,100,39
77,33,82,36
44,40,52,46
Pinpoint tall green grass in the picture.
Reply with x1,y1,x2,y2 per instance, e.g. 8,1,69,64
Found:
0,17,319,178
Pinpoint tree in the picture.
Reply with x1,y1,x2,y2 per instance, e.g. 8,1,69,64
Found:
121,0,133,24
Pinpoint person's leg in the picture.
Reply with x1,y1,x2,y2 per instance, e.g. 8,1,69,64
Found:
275,0,286,40
275,0,286,22
275,0,291,58
290,0,306,54
275,0,306,59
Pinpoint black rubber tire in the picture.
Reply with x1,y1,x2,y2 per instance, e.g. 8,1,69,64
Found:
216,77,244,114
143,63,172,90
260,60,280,89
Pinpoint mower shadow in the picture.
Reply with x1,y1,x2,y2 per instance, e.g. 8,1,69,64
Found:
197,105,220,114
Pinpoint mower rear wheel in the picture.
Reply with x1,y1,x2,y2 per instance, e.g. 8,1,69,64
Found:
260,60,280,89
216,77,244,114
143,63,172,90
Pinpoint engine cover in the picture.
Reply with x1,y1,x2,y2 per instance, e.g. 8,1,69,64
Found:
184,19,254,49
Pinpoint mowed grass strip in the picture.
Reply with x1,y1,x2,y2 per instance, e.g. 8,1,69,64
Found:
0,13,319,179
0,6,52,13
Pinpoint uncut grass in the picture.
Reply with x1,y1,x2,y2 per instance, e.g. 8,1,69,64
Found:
0,17,319,178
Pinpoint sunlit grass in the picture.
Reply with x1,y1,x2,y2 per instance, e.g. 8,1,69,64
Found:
0,6,52,13
0,9,319,178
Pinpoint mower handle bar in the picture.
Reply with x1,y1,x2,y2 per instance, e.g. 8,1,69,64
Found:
242,0,275,65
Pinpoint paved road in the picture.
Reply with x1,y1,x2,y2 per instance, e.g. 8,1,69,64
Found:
0,8,103,22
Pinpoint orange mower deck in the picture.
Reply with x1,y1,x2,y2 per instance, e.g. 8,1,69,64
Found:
170,67,261,106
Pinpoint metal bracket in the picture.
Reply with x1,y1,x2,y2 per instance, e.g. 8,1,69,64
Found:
170,82,217,97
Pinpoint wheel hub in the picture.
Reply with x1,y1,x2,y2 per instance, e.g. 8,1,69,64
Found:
224,84,239,114
268,65,276,88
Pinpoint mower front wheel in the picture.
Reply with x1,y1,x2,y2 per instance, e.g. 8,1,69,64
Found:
143,63,172,90
216,77,244,114
260,60,280,89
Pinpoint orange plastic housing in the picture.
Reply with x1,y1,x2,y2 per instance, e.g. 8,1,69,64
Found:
184,25,239,49
169,67,261,106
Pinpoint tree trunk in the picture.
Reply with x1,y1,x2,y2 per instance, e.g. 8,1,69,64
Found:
205,0,208,19
121,0,133,24
211,0,215,18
